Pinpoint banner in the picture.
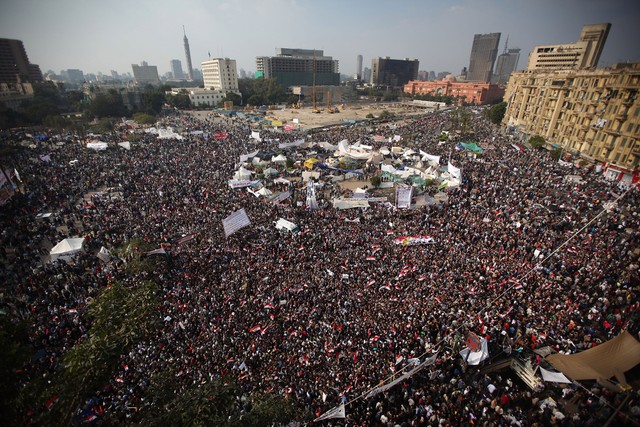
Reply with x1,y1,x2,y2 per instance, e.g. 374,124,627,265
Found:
394,236,435,246
223,209,251,237
228,180,260,189
539,367,572,384
314,403,345,421
278,139,305,149
448,162,462,180
459,337,489,365
251,131,261,142
214,131,228,140
239,150,259,163
271,191,291,203
396,185,412,209
366,353,438,398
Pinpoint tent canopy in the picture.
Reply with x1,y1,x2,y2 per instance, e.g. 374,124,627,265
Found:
546,331,640,387
50,237,85,262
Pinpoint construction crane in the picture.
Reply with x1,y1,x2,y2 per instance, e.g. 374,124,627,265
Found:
312,51,320,113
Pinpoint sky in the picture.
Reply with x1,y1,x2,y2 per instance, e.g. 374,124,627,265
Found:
2,0,639,78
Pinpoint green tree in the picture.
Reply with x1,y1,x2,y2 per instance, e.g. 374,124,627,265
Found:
378,110,395,120
550,147,563,161
223,91,242,106
142,86,166,115
133,112,156,125
371,175,382,188
42,114,70,131
88,90,127,118
529,135,546,149
485,101,507,125
0,318,30,422
166,90,191,109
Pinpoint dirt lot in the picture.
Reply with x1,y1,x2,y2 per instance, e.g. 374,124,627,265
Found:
188,102,433,131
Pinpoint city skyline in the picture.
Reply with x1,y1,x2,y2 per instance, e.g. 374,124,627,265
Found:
1,0,639,79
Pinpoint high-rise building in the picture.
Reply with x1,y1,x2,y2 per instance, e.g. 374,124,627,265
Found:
527,23,611,71
170,59,184,80
503,62,640,175
467,33,501,82
201,58,239,93
256,48,340,88
356,54,363,80
492,37,520,85
63,69,85,84
370,57,419,87
0,38,42,84
183,26,194,81
131,62,160,85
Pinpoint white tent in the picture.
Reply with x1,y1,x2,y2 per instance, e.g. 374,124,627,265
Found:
50,237,85,262
275,218,298,232
272,154,288,164
263,167,279,176
256,187,272,197
233,167,253,181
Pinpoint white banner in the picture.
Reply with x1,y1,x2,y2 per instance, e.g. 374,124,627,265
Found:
223,209,251,237
239,150,259,163
396,185,412,209
540,367,572,383
251,131,261,142
459,338,489,365
448,162,462,180
228,180,260,189
278,139,305,149
314,403,345,421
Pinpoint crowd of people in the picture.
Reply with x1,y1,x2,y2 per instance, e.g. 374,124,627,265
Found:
1,107,639,425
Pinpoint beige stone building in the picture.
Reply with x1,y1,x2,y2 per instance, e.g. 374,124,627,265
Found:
503,63,640,171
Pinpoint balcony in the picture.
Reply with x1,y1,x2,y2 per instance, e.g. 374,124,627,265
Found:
604,128,621,136
622,98,635,107
615,113,628,121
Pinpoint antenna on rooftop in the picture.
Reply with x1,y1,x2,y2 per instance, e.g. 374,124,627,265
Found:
503,35,509,54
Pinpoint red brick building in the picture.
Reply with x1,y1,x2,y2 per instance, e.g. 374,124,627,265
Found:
404,75,505,105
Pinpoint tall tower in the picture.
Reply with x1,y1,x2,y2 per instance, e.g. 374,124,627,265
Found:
356,54,363,80
183,26,194,81
492,36,520,85
467,32,501,82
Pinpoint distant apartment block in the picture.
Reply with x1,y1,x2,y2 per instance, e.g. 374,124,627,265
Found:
370,57,419,87
527,23,611,71
131,62,160,86
256,48,340,88
0,38,42,84
202,58,239,93
503,63,640,176
467,33,501,82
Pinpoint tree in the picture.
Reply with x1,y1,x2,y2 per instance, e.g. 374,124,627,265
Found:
485,101,507,125
132,112,156,125
378,110,395,120
88,90,127,118
142,86,165,115
166,90,191,109
0,318,29,422
550,147,563,161
223,91,242,106
529,135,546,149
371,175,382,188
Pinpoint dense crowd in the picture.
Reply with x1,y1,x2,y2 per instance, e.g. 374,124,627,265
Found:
1,107,639,426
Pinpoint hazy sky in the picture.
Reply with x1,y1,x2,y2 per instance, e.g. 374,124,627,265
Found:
2,0,639,77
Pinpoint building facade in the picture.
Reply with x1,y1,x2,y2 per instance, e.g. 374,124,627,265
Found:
355,54,363,80
526,23,610,71
492,48,521,85
256,48,340,88
467,33,501,82
0,38,42,84
170,59,184,80
503,63,640,172
404,75,505,105
202,58,239,93
370,57,419,88
131,62,160,86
